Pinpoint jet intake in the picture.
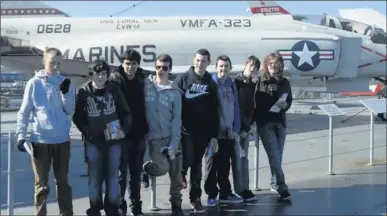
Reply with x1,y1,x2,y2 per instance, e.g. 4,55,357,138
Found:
330,36,362,79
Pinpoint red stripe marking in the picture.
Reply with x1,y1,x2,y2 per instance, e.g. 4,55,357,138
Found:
250,6,290,14
320,54,333,56
358,46,387,69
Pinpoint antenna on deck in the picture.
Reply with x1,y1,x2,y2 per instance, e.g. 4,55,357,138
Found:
109,1,148,17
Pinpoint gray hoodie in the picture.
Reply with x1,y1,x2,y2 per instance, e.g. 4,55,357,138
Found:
16,70,74,144
144,75,182,148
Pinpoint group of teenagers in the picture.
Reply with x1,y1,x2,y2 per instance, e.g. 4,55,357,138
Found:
15,46,293,216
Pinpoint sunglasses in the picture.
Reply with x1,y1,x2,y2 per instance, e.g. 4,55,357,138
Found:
156,65,169,71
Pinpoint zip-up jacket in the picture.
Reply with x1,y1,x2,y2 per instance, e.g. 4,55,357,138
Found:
73,81,132,145
16,69,74,144
234,72,256,133
211,73,240,139
174,66,220,141
144,75,182,148
109,66,150,141
254,75,293,127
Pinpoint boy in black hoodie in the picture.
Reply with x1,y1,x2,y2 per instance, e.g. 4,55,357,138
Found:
109,49,152,216
232,56,260,202
73,59,132,216
174,49,220,213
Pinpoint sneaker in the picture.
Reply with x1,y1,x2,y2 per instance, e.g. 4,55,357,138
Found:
119,200,127,216
86,208,101,216
171,201,185,216
270,185,278,192
130,201,144,216
190,198,205,213
241,190,258,202
141,173,149,188
219,193,244,204
279,190,292,201
207,198,217,207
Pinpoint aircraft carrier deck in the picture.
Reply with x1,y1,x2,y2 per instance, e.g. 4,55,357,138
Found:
1,96,386,215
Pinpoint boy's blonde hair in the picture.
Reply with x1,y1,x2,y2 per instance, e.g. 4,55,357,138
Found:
43,47,62,58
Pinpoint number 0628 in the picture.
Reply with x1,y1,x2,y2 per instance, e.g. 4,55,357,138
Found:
36,24,71,34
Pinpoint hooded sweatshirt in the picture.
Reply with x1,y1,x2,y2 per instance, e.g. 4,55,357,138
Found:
211,73,241,139
109,65,151,141
174,66,219,141
144,75,182,148
16,70,75,144
72,81,132,145
234,72,256,133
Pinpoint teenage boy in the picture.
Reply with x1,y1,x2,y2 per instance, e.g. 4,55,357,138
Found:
109,49,150,216
16,47,74,216
204,55,243,207
73,60,132,216
142,54,185,216
232,56,261,202
174,49,219,212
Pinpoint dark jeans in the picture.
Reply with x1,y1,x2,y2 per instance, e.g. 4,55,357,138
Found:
86,141,121,214
204,139,234,199
118,138,146,208
181,134,207,202
259,122,288,192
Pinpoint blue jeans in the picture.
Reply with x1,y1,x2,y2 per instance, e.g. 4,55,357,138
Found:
259,122,288,192
86,141,122,213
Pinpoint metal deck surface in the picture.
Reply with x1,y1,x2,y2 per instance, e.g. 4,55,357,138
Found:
1,97,386,215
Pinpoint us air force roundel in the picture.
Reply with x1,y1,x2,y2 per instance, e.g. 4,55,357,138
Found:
278,40,334,72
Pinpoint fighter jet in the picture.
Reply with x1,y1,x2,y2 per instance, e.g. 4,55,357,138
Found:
1,1,386,95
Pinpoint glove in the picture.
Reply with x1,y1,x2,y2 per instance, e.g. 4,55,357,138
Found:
59,78,71,94
16,139,26,152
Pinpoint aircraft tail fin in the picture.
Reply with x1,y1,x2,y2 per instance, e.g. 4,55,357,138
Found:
247,1,291,16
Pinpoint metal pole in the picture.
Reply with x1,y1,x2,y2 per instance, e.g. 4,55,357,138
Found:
328,116,335,175
253,129,261,191
149,176,160,211
7,130,14,215
369,110,374,166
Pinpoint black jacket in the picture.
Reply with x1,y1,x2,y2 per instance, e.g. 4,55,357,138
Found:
109,66,151,141
254,75,293,127
73,81,132,145
234,72,256,133
174,66,220,141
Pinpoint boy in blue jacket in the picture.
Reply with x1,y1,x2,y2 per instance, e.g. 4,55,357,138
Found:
204,55,244,207
16,47,74,216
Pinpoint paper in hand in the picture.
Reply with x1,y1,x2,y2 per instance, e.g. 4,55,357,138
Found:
23,142,33,157
269,93,288,113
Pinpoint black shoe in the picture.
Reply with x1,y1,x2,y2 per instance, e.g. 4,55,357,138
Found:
141,172,150,188
119,200,127,216
86,208,101,216
130,200,144,216
171,199,185,216
190,198,204,213
279,190,292,200
243,190,258,202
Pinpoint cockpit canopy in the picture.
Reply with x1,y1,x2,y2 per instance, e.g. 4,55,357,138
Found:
293,13,387,45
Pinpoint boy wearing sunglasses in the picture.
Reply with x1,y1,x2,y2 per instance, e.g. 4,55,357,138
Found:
143,54,185,216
